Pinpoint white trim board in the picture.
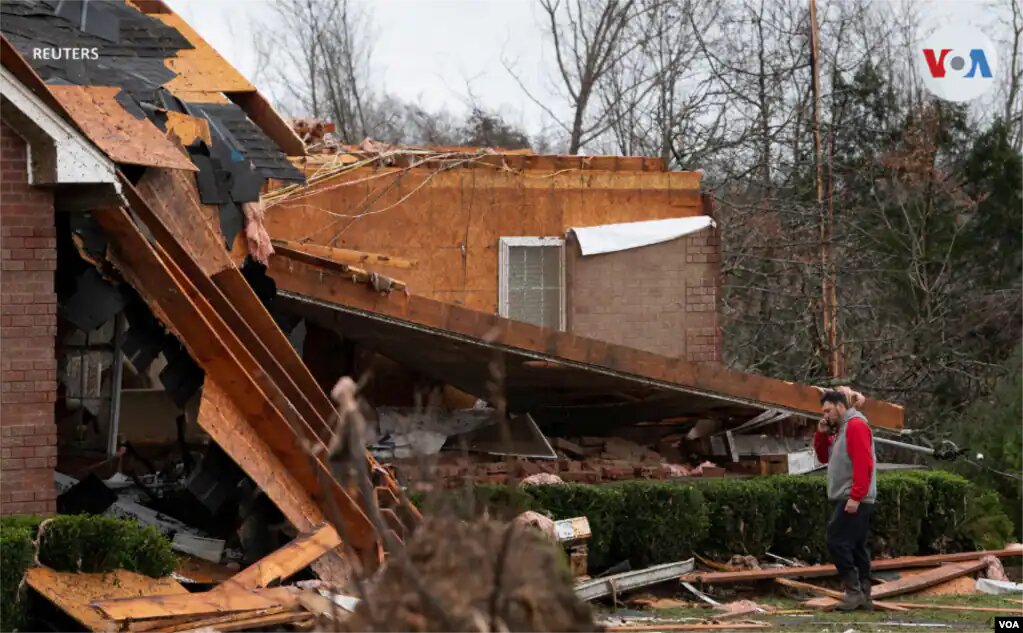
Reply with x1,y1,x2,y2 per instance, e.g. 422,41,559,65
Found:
0,66,117,186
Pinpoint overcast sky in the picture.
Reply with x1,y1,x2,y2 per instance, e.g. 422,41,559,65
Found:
164,0,556,133
165,0,1008,138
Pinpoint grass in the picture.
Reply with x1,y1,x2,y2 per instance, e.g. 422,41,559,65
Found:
599,594,1023,633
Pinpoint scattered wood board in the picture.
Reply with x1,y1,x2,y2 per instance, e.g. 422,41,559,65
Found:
215,523,341,591
146,607,309,633
888,602,1023,614
680,548,1022,585
131,606,291,633
777,578,908,612
872,561,987,599
25,567,188,632
606,624,770,632
93,586,297,621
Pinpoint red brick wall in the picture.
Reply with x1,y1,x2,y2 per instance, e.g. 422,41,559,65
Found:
566,227,722,363
1,121,58,516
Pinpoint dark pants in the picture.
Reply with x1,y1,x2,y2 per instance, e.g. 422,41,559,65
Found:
826,500,874,583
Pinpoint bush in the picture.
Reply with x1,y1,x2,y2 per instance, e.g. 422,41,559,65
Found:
610,481,709,568
523,484,624,572
693,478,779,560
873,473,928,557
770,475,832,563
904,470,972,553
0,524,34,632
958,488,1016,551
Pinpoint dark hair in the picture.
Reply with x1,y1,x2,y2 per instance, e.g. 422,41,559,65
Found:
820,390,848,407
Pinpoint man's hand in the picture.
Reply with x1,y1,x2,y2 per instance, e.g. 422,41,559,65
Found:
845,498,860,514
817,419,832,434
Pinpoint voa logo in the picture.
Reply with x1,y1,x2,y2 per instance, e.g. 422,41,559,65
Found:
918,25,997,102
995,615,1023,629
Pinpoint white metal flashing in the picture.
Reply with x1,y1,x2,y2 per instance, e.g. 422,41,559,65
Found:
569,215,715,256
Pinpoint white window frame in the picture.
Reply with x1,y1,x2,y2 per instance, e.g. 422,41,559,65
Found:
498,237,566,330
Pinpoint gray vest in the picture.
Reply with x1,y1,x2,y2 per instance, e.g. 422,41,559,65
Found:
826,408,877,503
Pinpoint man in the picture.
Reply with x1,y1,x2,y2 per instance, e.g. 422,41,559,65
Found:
814,388,877,611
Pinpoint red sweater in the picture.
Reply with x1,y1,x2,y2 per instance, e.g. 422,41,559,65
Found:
813,417,874,502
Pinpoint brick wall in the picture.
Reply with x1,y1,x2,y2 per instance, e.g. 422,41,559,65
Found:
1,120,58,516
566,227,722,363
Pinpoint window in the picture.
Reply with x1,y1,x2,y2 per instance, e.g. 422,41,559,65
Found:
498,237,565,330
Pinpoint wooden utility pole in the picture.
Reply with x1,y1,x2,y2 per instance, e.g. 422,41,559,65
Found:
809,0,840,378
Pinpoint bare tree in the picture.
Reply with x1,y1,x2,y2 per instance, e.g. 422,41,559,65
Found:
525,0,645,153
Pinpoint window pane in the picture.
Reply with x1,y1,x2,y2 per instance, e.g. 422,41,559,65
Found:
504,242,563,329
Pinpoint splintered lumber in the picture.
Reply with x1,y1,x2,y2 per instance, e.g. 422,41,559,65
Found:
888,602,1023,614
605,623,770,631
142,607,309,633
25,567,188,632
777,578,909,612
93,586,296,621
273,239,417,270
216,523,342,591
681,548,1023,585
871,560,988,599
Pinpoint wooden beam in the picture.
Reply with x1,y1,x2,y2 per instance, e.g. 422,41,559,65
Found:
94,206,376,556
216,523,341,591
605,624,769,632
272,239,417,270
777,578,908,612
268,255,905,428
120,171,417,539
226,90,305,156
680,549,1022,585
871,560,988,599
93,586,296,621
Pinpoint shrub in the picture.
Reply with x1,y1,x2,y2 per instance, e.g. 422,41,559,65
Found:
957,488,1015,551
523,484,625,572
610,481,709,568
693,478,779,560
35,515,176,577
0,524,34,632
904,470,972,553
873,474,928,558
770,475,832,563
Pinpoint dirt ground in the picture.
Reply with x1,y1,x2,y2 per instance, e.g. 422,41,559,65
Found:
338,517,595,631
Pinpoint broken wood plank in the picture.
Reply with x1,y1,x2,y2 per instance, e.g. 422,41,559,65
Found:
121,172,417,538
93,586,296,621
273,239,417,270
179,610,314,632
681,549,1023,584
26,567,187,632
142,606,297,633
777,578,909,612
216,523,341,591
871,560,988,599
888,602,1023,614
605,623,769,632
95,204,378,575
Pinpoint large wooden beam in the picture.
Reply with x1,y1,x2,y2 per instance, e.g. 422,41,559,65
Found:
120,172,418,527
269,254,905,428
94,206,377,557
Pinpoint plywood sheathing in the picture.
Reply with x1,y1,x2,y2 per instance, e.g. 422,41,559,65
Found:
47,85,197,171
135,167,232,277
25,567,188,632
265,165,703,313
164,111,212,147
268,254,905,429
151,13,255,94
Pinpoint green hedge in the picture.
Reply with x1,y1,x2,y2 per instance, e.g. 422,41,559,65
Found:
523,484,624,571
771,475,832,562
693,478,779,560
419,471,1014,571
611,481,708,568
0,515,176,632
0,524,35,632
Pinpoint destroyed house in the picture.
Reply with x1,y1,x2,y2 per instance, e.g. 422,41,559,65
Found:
0,0,905,574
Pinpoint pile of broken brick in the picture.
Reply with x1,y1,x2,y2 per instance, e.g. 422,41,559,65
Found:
392,436,723,489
